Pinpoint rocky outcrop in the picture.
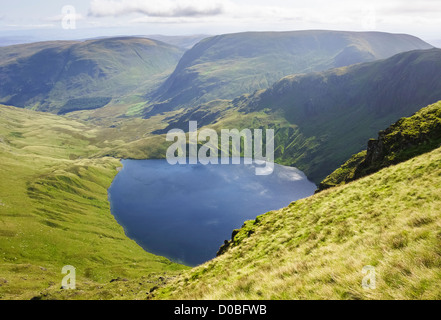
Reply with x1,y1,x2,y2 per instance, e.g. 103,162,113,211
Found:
317,100,441,191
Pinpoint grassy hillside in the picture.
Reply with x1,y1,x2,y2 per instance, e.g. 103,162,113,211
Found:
147,30,432,114
0,38,184,113
231,48,441,183
4,98,440,300
152,142,441,300
0,105,187,300
318,100,441,191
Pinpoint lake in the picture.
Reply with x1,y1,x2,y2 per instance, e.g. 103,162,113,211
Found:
108,159,317,266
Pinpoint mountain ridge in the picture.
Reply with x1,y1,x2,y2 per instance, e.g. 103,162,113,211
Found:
146,30,433,115
0,37,184,113
147,48,441,184
231,48,441,183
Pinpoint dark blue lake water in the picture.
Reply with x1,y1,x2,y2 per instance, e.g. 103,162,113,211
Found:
108,159,316,266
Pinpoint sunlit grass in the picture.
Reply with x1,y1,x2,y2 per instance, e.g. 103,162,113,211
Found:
0,105,187,300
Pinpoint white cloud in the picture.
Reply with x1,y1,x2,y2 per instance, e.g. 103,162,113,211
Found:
89,0,225,18
64,0,441,39
86,0,383,30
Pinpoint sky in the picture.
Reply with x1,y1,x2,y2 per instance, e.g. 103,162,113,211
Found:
0,0,440,42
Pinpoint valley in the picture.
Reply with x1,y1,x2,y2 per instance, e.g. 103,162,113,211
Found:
1,29,441,300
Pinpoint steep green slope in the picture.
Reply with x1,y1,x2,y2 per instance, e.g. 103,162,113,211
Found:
0,105,187,300
233,48,441,183
318,100,441,191
147,30,432,114
0,38,184,113
153,143,441,300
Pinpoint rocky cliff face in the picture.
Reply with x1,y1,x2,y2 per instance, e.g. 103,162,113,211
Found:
317,100,441,192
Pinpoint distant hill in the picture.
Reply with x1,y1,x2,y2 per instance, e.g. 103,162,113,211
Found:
0,37,184,113
233,48,441,183
428,39,441,48
0,36,38,47
146,30,433,115
318,100,441,191
145,34,210,49
84,34,209,49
